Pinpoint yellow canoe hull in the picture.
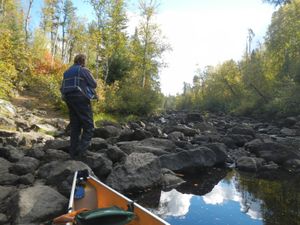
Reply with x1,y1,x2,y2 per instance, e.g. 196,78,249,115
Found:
68,171,170,225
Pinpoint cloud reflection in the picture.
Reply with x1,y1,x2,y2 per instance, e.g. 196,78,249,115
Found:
156,189,193,218
203,179,263,220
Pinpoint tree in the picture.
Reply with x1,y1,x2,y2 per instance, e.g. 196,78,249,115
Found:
263,0,291,6
61,0,76,62
24,0,34,44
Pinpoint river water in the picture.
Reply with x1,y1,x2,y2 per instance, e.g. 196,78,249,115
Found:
135,169,300,225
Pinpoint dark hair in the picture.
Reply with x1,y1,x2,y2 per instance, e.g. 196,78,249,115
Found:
74,54,86,66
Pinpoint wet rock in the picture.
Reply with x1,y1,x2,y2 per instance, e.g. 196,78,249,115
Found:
106,153,161,192
15,185,68,224
203,143,228,165
159,147,217,172
161,168,185,189
9,156,40,175
37,160,91,185
236,156,265,172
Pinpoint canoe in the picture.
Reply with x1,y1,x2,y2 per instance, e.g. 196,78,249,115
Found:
64,170,170,225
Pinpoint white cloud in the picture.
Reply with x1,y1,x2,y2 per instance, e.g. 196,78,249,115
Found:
156,6,274,95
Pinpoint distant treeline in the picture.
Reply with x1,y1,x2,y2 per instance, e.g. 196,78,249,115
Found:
0,0,169,115
165,0,300,118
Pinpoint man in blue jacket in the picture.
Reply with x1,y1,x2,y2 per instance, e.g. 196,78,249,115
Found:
61,54,97,158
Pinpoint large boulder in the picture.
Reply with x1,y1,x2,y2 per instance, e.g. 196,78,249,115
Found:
94,125,122,139
37,160,91,185
106,153,162,192
185,113,204,123
0,186,18,222
44,138,70,152
236,156,265,172
245,139,300,164
163,125,198,137
159,147,217,172
15,185,68,224
0,145,24,162
83,152,112,179
43,149,71,162
9,156,40,175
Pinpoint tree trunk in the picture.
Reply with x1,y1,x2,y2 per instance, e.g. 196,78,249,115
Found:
24,0,34,44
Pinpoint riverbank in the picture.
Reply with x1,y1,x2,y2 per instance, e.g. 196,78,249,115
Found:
0,99,299,224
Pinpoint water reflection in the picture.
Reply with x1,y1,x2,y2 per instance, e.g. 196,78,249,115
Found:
147,170,300,225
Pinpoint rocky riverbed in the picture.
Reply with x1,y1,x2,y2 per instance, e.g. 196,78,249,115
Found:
0,99,300,224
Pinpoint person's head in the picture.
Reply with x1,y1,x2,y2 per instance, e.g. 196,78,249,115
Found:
74,54,86,67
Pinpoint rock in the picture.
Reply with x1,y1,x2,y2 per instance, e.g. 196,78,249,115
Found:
37,160,91,186
130,129,153,141
82,152,112,179
0,145,24,162
185,113,204,123
31,123,58,135
94,126,122,139
43,149,70,162
168,131,185,141
15,185,68,224
203,143,228,165
25,147,45,160
106,146,127,163
228,126,256,137
0,116,16,130
159,147,217,172
117,141,169,156
145,126,163,137
280,128,296,136
0,157,11,173
18,173,35,185
0,172,19,185
161,168,185,189
0,186,18,222
9,156,40,175
283,159,300,172
163,125,198,136
43,139,69,152
0,213,8,224
89,138,108,152
106,153,162,192
245,140,300,164
281,117,297,128
227,134,254,147
0,99,16,117
236,156,265,172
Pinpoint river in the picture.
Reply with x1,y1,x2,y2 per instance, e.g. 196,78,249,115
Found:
133,169,300,225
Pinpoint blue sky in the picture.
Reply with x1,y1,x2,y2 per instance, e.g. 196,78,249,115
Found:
27,0,275,95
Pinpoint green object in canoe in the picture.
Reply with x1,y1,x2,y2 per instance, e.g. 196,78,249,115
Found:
75,206,135,225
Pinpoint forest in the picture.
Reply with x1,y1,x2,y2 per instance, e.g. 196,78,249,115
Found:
0,0,299,118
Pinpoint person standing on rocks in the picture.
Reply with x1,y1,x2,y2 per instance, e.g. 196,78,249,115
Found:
61,54,97,158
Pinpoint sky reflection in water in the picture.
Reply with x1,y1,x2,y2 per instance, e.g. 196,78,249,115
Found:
154,174,264,225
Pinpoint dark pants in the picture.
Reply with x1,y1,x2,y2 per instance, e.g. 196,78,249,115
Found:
65,95,94,157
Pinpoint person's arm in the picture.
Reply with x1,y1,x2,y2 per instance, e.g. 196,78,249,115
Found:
81,67,97,88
